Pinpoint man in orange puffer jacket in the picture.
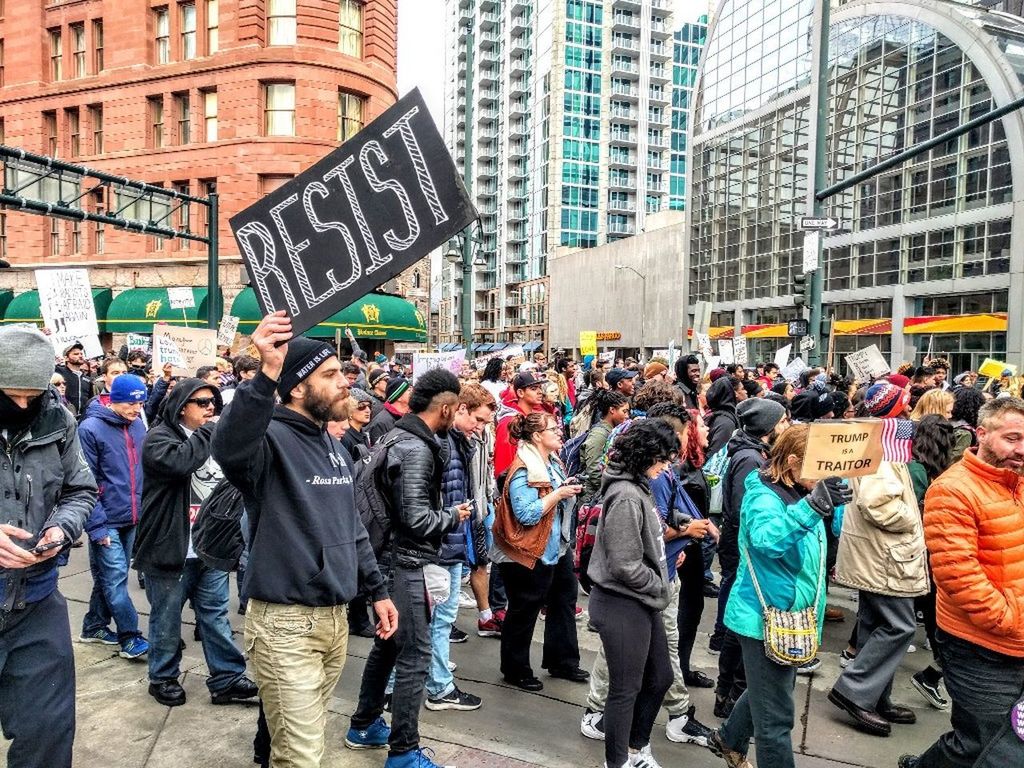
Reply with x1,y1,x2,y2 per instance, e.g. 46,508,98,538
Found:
899,398,1024,768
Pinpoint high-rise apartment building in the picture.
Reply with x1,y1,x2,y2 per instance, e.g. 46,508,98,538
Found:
438,0,678,350
669,16,707,211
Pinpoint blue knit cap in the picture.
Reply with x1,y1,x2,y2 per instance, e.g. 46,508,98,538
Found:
109,374,149,403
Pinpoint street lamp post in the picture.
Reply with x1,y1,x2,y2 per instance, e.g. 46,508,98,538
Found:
445,226,486,349
615,264,647,363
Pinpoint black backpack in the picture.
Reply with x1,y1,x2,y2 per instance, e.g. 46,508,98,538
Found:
193,478,245,572
559,427,591,479
353,432,413,562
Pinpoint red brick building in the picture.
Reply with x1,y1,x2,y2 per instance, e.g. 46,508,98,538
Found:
0,0,431,346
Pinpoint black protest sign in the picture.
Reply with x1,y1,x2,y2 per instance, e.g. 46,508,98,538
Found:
230,89,476,336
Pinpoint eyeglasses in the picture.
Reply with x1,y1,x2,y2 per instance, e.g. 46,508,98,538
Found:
542,426,562,434
186,397,217,408
355,403,372,411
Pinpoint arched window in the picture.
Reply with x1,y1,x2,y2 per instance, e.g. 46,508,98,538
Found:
412,269,421,289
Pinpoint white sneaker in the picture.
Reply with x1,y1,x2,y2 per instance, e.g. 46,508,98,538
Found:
447,660,457,672
630,744,663,768
907,644,917,653
457,590,476,609
581,708,605,740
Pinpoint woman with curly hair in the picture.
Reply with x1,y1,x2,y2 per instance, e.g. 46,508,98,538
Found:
949,386,985,462
588,418,682,768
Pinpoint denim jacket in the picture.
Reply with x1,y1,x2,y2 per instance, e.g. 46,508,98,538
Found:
505,460,571,566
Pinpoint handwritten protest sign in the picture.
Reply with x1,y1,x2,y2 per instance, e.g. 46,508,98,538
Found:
579,331,597,358
126,333,151,352
781,355,809,383
412,349,466,384
718,339,734,365
35,268,102,358
216,315,240,348
695,333,713,362
802,420,884,480
845,344,891,384
733,337,748,367
167,287,196,310
231,89,476,337
152,325,218,376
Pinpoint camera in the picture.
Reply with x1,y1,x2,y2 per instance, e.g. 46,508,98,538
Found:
665,508,691,531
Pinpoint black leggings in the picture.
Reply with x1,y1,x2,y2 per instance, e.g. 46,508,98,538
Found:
590,586,673,768
677,539,706,675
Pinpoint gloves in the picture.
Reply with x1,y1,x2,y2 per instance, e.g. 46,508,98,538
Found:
807,476,853,518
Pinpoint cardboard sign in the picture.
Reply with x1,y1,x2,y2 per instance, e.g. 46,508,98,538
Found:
781,356,809,383
412,349,466,383
733,337,747,367
718,339,734,365
230,89,476,336
126,333,151,352
801,420,885,480
978,358,1017,379
774,343,792,371
152,325,218,376
35,268,103,359
845,344,891,384
691,301,712,351
167,287,196,310
695,332,713,362
216,315,240,348
579,331,597,358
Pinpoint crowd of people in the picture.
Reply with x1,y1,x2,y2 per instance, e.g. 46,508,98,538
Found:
0,317,1021,768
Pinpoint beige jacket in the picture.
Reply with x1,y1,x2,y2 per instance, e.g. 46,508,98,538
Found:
835,461,930,597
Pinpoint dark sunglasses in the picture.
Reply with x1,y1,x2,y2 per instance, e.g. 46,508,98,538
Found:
186,397,217,408
355,402,372,411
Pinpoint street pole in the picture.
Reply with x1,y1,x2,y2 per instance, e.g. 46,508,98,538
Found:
640,274,647,364
207,191,220,329
459,25,475,348
807,0,830,367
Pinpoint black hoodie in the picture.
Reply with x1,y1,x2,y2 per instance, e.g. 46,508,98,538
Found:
705,376,739,456
719,429,770,573
134,378,222,573
212,372,387,607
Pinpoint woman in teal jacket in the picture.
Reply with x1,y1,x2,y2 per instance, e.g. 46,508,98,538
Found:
710,424,850,768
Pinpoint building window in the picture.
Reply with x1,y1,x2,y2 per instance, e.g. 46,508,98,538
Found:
0,39,5,87
268,0,297,46
71,23,86,77
175,92,190,144
68,108,80,157
199,178,215,237
206,0,219,54
71,219,82,253
49,218,60,256
264,82,295,136
260,174,294,195
149,96,164,147
49,28,62,81
93,190,105,253
89,104,103,153
93,20,104,72
339,0,363,57
181,3,196,60
44,111,57,156
338,91,365,142
155,7,170,64
174,181,191,236
0,214,5,263
203,89,217,141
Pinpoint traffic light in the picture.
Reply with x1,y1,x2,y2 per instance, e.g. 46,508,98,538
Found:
820,317,832,340
793,272,807,307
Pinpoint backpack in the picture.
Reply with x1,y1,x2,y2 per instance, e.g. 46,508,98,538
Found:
353,432,413,562
559,428,591,479
703,443,731,517
193,478,246,572
573,499,604,592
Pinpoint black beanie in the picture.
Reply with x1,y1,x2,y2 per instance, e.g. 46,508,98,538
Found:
277,337,336,398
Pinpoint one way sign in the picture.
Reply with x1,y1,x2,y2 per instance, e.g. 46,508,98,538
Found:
800,216,841,230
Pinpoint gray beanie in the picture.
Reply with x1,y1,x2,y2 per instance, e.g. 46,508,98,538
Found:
737,397,786,438
0,325,57,391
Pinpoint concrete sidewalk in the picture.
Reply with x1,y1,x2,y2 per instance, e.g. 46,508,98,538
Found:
2,551,950,767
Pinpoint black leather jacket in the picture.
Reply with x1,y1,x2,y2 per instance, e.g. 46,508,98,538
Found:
384,414,461,569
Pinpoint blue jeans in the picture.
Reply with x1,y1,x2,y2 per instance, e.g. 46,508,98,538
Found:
83,526,141,641
720,634,798,768
426,563,462,698
143,559,247,693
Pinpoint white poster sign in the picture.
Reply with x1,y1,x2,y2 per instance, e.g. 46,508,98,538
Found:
733,337,748,367
781,356,809,383
691,301,712,351
695,332,713,361
167,287,196,310
704,355,721,372
845,344,891,384
216,315,240,348
35,268,102,359
774,343,793,371
412,349,466,383
126,333,151,352
718,339,735,365
152,325,218,376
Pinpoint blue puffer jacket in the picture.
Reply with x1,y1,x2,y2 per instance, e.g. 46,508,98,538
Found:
78,400,146,542
439,431,473,566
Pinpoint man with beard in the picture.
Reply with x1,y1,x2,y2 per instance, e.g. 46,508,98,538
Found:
900,398,1024,768
674,355,702,412
212,311,397,768
345,368,471,768
56,341,93,417
0,326,96,768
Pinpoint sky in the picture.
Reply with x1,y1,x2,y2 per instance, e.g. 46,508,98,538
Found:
396,0,714,122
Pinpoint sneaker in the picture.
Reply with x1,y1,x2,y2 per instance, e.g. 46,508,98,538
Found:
345,717,391,750
795,657,822,675
477,617,502,637
703,581,720,598
492,608,507,624
923,637,932,652
119,636,150,659
630,744,663,768
709,729,752,768
839,648,857,668
79,628,118,645
708,633,723,654
713,694,735,720
448,660,458,672
425,685,482,711
581,708,606,740
911,671,950,710
449,626,468,644
457,590,476,609
897,756,920,768
575,605,586,620
665,706,713,746
907,644,917,654
384,747,453,768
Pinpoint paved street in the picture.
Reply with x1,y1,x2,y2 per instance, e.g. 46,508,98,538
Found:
2,549,949,768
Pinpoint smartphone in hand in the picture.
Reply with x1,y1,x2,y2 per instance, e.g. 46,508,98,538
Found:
30,538,66,555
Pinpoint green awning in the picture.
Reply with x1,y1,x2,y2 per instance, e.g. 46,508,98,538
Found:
0,291,13,321
104,288,212,333
2,289,113,326
231,288,427,342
